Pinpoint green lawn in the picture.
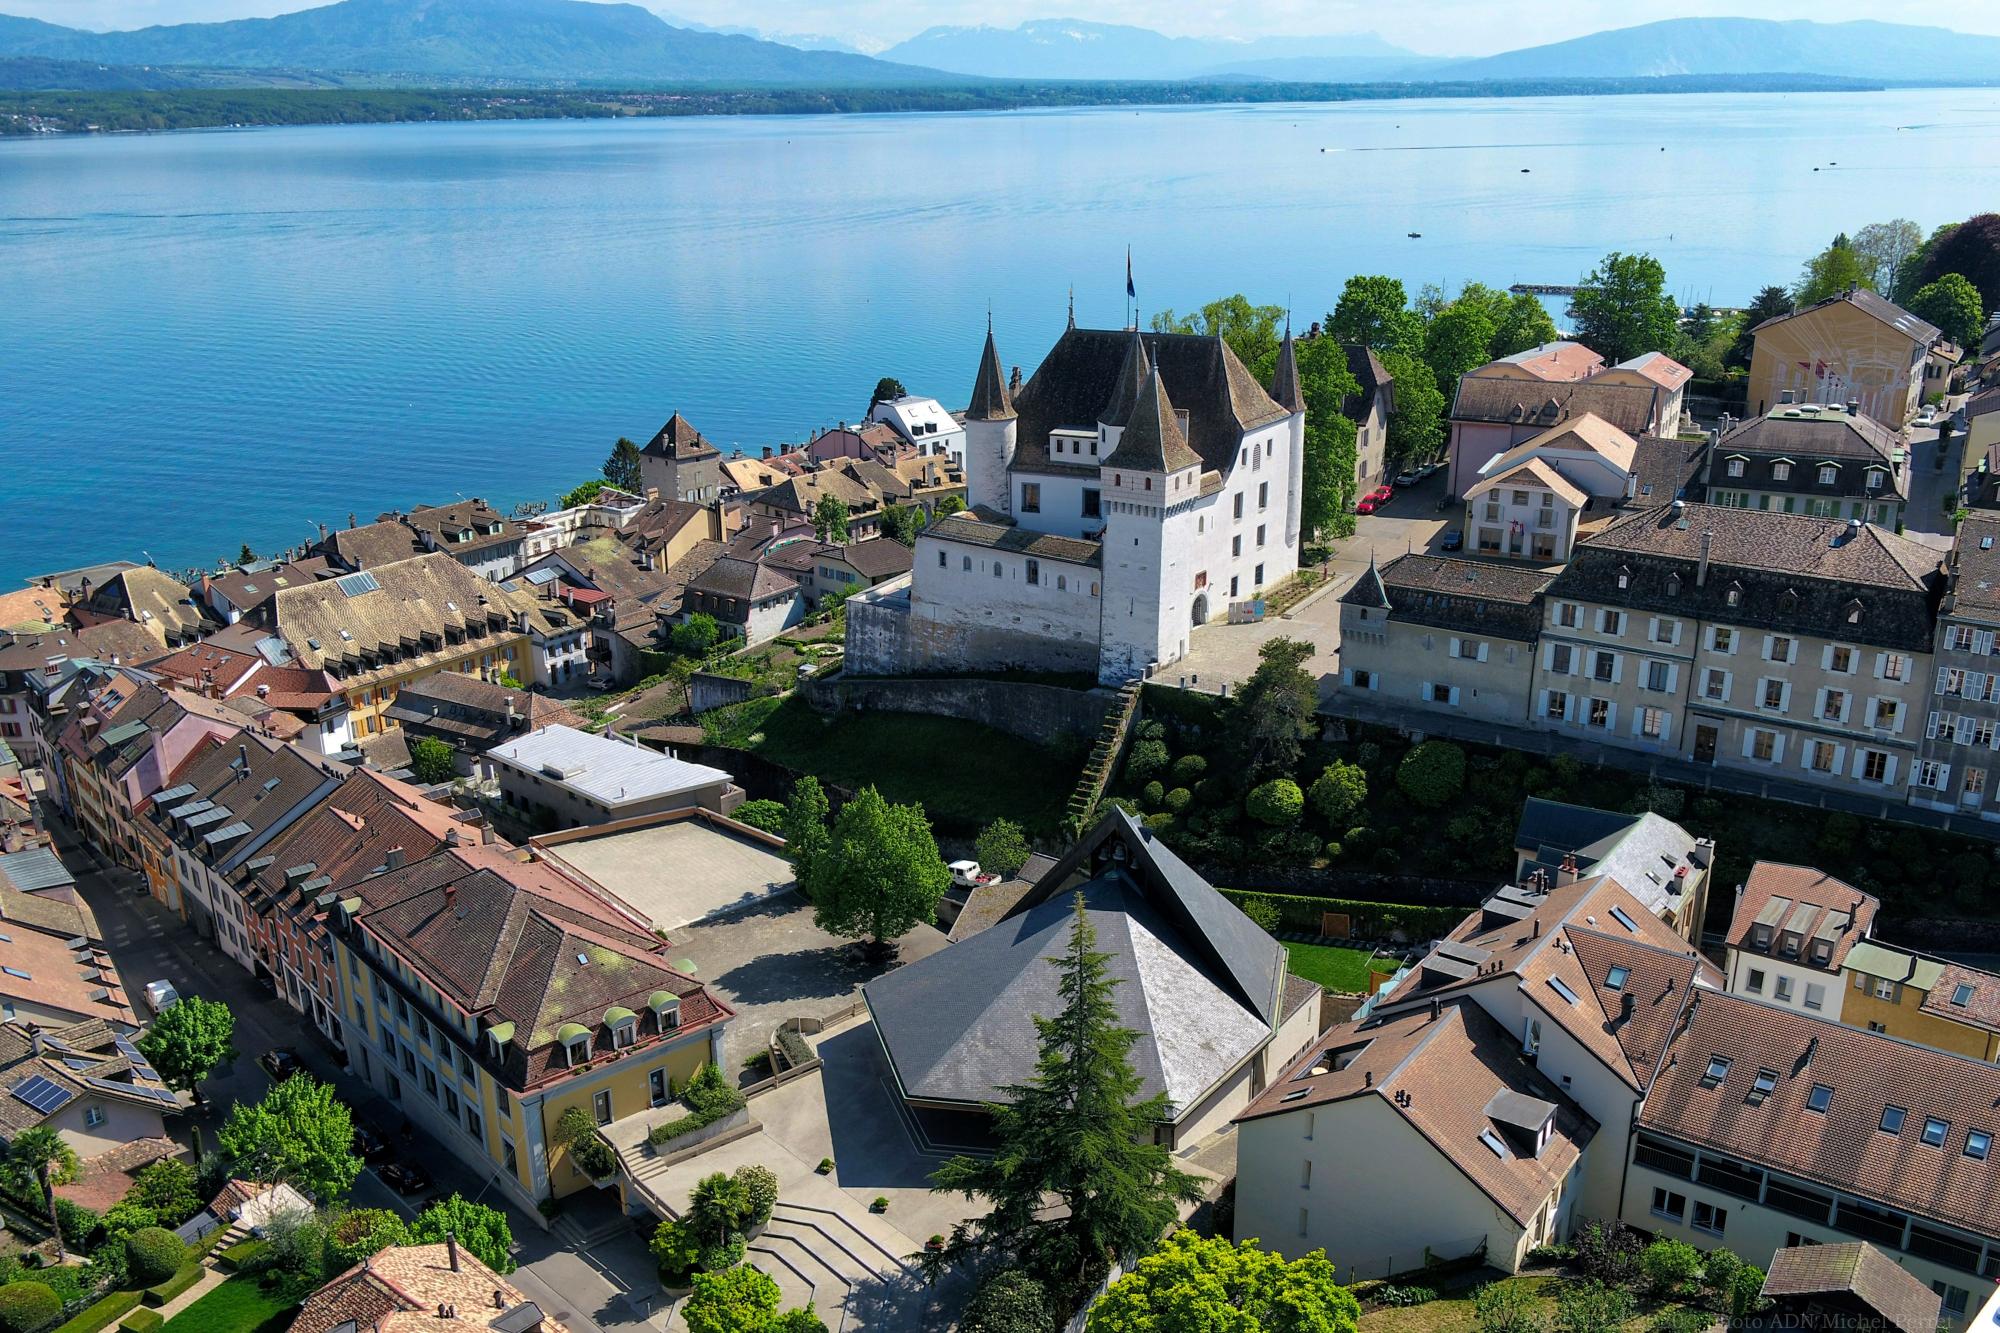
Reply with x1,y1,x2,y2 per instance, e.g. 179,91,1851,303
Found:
160,1275,294,1333
1284,941,1401,995
702,694,1084,835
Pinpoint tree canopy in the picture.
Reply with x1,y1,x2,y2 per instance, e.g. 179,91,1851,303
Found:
808,786,949,951
1152,295,1287,378
783,775,831,886
603,436,643,494
974,818,1032,878
1377,348,1444,467
1231,637,1320,784
217,1075,361,1203
1295,335,1360,542
559,478,609,509
1793,239,1873,305
1908,272,1985,351
812,495,851,544
1910,213,2000,314
672,611,722,658
136,994,236,1101
1326,275,1422,358
408,736,457,785
929,894,1200,1305
408,1195,515,1273
870,376,908,406
7,1127,77,1211
1728,285,1793,369
1851,218,1923,293
1570,251,1680,364
1086,1230,1361,1333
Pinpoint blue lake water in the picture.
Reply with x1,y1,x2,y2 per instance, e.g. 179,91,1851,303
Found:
4,88,2000,584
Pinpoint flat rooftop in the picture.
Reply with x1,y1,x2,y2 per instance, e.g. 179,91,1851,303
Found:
487,724,733,810
537,814,794,933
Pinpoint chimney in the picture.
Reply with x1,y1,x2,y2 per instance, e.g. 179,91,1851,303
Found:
1697,530,1712,588
1557,853,1580,888
1779,389,1794,405
386,847,405,870
1429,997,1441,1022
348,512,357,529
1009,365,1022,393
1364,1068,1373,1087
443,882,456,910
761,446,772,460
1619,992,1635,1023
256,683,270,699
446,1230,460,1273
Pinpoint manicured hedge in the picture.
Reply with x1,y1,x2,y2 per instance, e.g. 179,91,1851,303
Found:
138,1270,200,1311
1218,888,1465,942
51,1290,142,1333
215,1240,267,1274
115,1313,160,1333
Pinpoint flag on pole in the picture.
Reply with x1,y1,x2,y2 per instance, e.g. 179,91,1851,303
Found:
1126,246,1135,300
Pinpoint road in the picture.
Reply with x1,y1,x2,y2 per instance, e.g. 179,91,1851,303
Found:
40,810,666,1333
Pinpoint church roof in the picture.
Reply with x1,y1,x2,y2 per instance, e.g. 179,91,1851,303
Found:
1005,327,1289,478
1103,367,1203,474
1270,330,1304,414
1099,329,1152,429
967,326,1015,422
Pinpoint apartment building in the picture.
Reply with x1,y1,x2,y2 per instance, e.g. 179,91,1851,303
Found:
1720,863,1877,1022
1912,516,2000,819
1746,288,1938,429
1532,503,1940,796
1702,403,1907,527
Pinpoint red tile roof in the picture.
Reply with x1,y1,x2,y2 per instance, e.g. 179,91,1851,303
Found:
1723,862,1877,973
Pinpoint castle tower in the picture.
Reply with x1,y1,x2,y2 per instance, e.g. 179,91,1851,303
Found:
1272,326,1308,550
1099,364,1204,684
1096,327,1151,458
964,321,1017,514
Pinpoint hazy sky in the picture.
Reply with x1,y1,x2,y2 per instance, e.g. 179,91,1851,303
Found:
15,0,2000,54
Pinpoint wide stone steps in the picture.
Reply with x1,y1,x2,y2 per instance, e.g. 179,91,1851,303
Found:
746,1202,916,1331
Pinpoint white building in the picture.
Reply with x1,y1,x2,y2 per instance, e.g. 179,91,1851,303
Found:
486,725,740,830
1719,862,1876,1022
849,322,1305,685
868,395,967,467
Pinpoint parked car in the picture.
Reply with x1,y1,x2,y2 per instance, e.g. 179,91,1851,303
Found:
1393,469,1419,488
1370,485,1395,505
1440,528,1465,552
141,980,179,1015
1354,499,1376,515
948,860,998,889
352,1123,392,1162
259,1049,302,1081
1419,460,1445,478
1915,405,1940,427
378,1161,433,1195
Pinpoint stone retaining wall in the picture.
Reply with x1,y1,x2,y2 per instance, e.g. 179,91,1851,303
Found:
799,671,1114,745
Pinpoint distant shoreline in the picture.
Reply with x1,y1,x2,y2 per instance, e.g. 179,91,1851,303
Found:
5,72,1979,138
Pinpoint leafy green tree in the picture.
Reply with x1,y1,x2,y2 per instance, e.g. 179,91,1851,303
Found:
1326,275,1423,358
98,1201,151,1244
1571,251,1681,364
870,376,908,406
974,818,1032,878
1909,213,2000,312
783,776,831,891
1307,762,1367,826
1852,219,1923,292
647,1218,701,1281
929,895,1202,1304
1296,335,1361,542
1554,1281,1631,1333
1395,741,1466,808
560,479,609,508
329,1208,410,1264
672,612,721,658
767,1309,828,1333
409,1195,515,1274
1908,273,1984,350
812,495,850,544
1472,1279,1543,1333
8,1127,77,1216
1489,291,1560,359
408,736,457,785
236,543,257,566
1087,1230,1359,1333
735,1164,779,1228
936,494,966,517
130,1159,200,1226
1640,1238,1705,1296
684,1264,780,1333
1152,295,1286,378
137,994,236,1104
603,436,643,494
1245,779,1304,827
1378,348,1445,467
0,1282,59,1333
1423,299,1500,396
962,1271,1054,1333
1727,285,1794,369
1675,302,1740,382
1793,240,1873,305
878,504,925,546
1725,1265,1767,1320
1230,638,1319,784
730,799,787,836
216,1075,361,1203
810,786,950,955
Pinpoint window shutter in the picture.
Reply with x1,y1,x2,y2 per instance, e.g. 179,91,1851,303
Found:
1449,637,1462,659
1742,732,1758,759
1979,630,1996,656
1929,711,1942,739
1938,667,1952,696
1893,982,1905,1005
1821,645,1834,671
1942,764,1953,789
1854,971,1866,991
1476,642,1489,663
1959,717,1976,745
1885,756,1898,784
1873,653,1885,680
1611,656,1623,685
1448,686,1461,706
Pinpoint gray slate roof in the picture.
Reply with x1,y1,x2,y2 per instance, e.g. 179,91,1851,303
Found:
1346,554,1553,642
0,847,75,895
928,512,1102,567
1102,367,1202,474
966,326,1016,422
1515,799,1703,922
1451,377,1657,436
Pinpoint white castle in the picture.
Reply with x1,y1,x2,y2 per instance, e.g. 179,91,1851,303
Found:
847,319,1306,685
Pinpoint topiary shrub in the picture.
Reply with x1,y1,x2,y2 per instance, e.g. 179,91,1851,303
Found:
696,1234,745,1274
124,1229,185,1288
117,1313,162,1333
1125,739,1170,783
1142,813,1175,836
53,1198,102,1251
0,1283,59,1333
1137,720,1166,743
1395,741,1466,808
1307,761,1367,826
1356,741,1383,766
1163,787,1191,813
735,1165,778,1229
1142,780,1165,809
960,1269,1054,1333
1640,1239,1704,1296
1171,754,1207,784
1245,778,1304,827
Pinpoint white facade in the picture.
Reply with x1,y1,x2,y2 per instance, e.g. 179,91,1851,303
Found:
869,396,966,466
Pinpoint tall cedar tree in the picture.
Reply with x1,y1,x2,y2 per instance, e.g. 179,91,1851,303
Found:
602,437,643,494
809,786,948,954
136,995,236,1104
929,894,1201,1302
1295,336,1360,543
813,495,851,544
1230,636,1318,785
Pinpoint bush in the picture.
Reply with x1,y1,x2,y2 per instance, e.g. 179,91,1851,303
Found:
218,1239,269,1273
1137,720,1166,743
648,1219,701,1283
1725,1265,1766,1320
1356,741,1383,766
0,1283,60,1333
1555,1280,1632,1333
329,1208,409,1265
696,1235,745,1273
1171,754,1208,784
1142,781,1165,809
115,1316,159,1333
1238,895,1280,935
123,1230,184,1288
100,1202,159,1244
1164,787,1192,813
736,1165,778,1228
1648,1310,1711,1333
1396,741,1466,808
960,1270,1054,1333
51,1289,141,1333
730,799,787,835
1245,778,1304,827
671,613,721,658
1571,1218,1642,1285
1640,1239,1705,1296
1125,739,1170,783
1472,1280,1541,1333
1701,1245,1742,1302
53,1198,102,1250
1376,1284,1437,1307
1307,761,1368,826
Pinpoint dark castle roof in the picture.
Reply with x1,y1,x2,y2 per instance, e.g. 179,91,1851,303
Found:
1346,554,1554,642
1270,331,1304,414
1551,503,1943,652
967,325,1015,422
1103,367,1202,474
642,413,717,461
1004,327,1289,478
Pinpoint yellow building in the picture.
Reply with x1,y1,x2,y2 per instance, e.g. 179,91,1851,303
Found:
1746,288,1937,430
264,553,534,740
1840,941,2000,1061
328,842,729,1215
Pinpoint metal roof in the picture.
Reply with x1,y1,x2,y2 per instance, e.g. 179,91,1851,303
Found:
0,848,75,894
486,725,733,810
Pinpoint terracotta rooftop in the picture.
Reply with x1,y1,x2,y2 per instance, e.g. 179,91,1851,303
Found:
294,1243,567,1333
1722,862,1877,974
1761,1242,1940,1333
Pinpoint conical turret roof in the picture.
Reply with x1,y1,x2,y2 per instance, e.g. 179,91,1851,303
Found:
1103,366,1203,474
1270,328,1305,414
1098,328,1152,428
967,323,1015,422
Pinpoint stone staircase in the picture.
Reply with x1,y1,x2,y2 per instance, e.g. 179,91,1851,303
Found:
746,1201,916,1331
1066,681,1141,834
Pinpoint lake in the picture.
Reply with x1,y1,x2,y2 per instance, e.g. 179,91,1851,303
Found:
4,88,1999,585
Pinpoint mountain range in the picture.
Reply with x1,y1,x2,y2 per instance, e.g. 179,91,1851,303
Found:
3,6,2000,91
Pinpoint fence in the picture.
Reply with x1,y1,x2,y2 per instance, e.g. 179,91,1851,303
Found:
1337,1235,1490,1286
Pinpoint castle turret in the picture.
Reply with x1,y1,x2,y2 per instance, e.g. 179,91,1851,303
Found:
965,321,1017,514
1100,365,1205,683
1096,327,1152,457
1273,327,1307,549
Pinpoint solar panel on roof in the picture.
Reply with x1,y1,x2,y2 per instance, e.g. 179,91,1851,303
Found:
10,1076,73,1115
334,571,380,597
83,1076,175,1103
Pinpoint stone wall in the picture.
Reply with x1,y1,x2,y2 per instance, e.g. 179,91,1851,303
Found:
799,671,1115,745
847,582,1100,679
688,672,755,714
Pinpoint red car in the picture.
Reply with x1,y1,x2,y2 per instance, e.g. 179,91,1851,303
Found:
1354,499,1376,515
1370,485,1395,505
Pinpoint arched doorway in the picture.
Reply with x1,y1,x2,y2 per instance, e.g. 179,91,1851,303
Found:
1190,593,1209,626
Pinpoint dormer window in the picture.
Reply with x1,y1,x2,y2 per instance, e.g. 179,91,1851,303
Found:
649,991,681,1031
1702,1055,1730,1087
1812,940,1832,964
556,1022,591,1067
606,1006,638,1049
1751,924,1772,951
1616,565,1632,590
1665,573,1681,596
1845,600,1864,625
1818,465,1839,485
1726,584,1743,607
1772,462,1792,481
1726,458,1745,478
1749,1069,1778,1103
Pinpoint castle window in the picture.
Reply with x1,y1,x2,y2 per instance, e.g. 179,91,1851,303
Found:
993,562,1002,579
962,556,971,571
1144,478,1152,491
938,550,946,568
1082,489,1101,518
1026,560,1040,586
